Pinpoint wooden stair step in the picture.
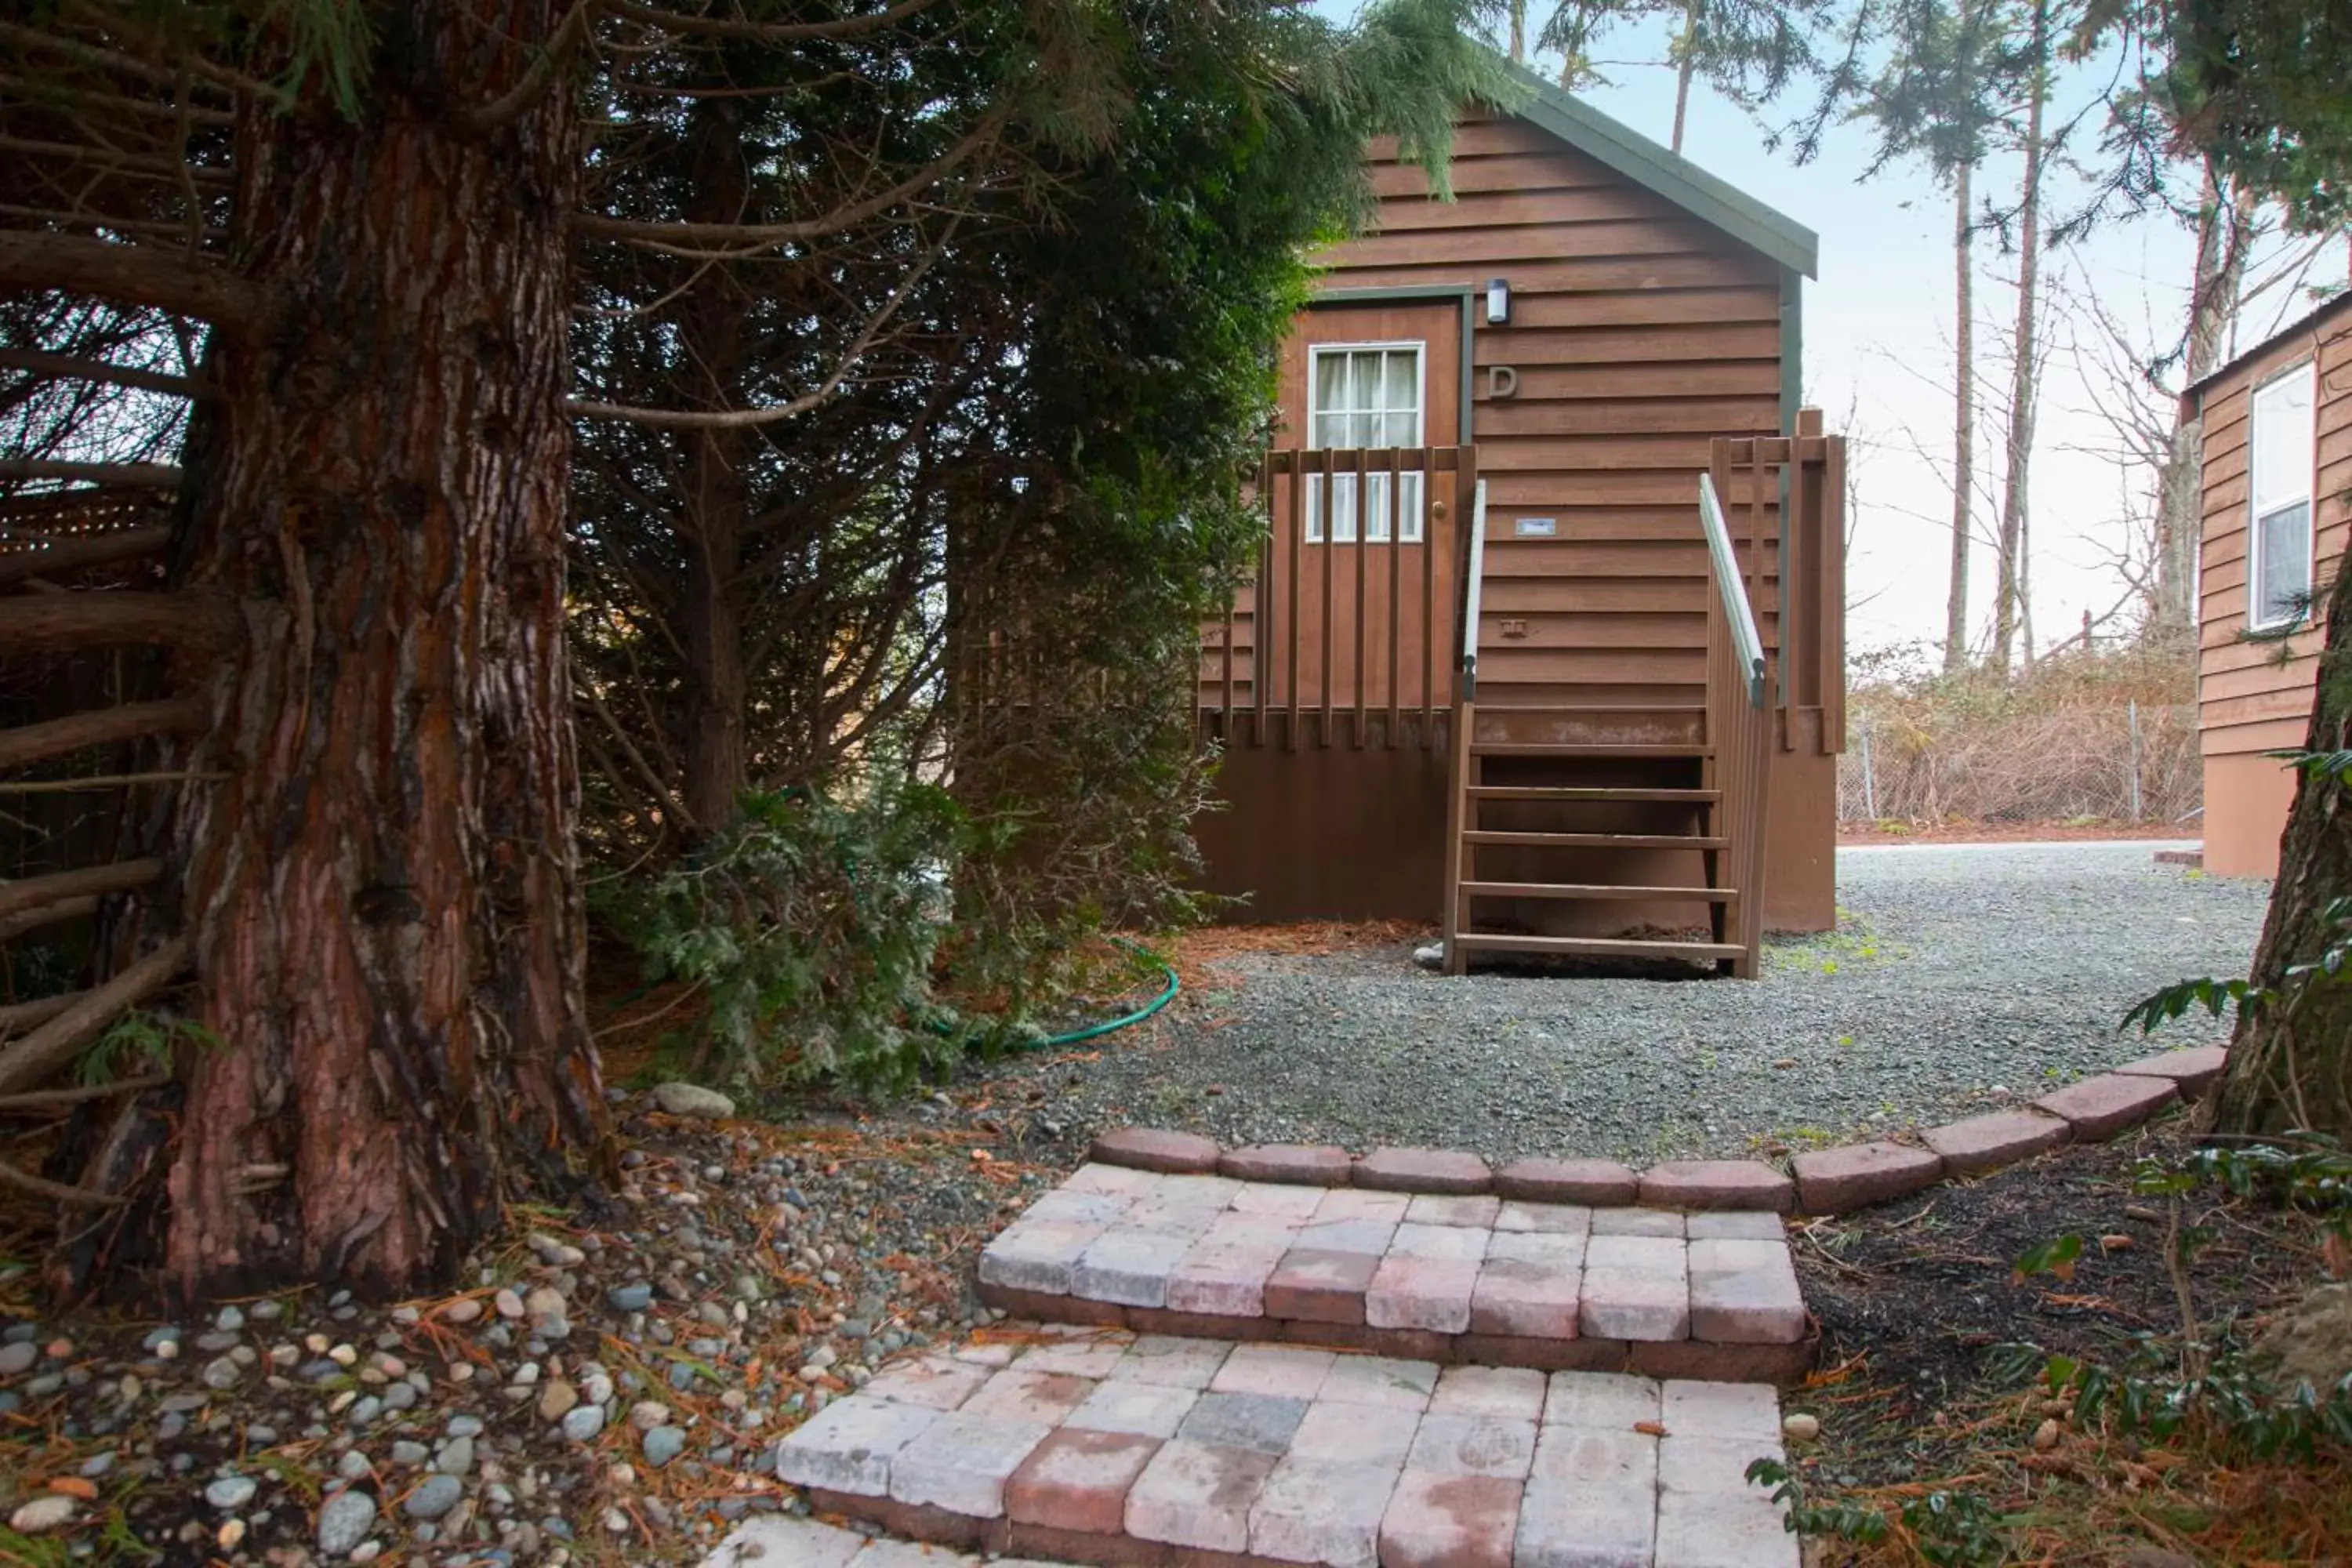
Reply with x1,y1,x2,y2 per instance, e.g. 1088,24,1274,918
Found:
1472,702,1709,714
1457,880,1733,901
957,1166,1810,1385
1470,742,1711,758
1465,786,1720,802
1450,931,1746,960
1460,831,1730,849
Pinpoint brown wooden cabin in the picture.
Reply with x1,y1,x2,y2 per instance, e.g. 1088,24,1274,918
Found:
2180,291,2351,877
1192,67,1847,976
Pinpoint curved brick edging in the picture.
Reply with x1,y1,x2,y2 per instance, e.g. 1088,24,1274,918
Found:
1088,1046,2227,1220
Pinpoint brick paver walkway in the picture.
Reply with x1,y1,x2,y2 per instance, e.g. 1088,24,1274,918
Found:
711,1163,1804,1567
976,1166,1807,1380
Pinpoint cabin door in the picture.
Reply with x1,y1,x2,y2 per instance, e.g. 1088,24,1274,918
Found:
1266,300,1465,729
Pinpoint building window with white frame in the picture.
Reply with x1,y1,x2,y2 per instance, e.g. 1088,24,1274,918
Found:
2248,362,2316,630
1305,343,1425,543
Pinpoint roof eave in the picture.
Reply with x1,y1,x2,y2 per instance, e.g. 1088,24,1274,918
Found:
2182,289,2352,405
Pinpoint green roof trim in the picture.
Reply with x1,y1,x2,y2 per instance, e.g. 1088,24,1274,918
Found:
1494,60,1820,279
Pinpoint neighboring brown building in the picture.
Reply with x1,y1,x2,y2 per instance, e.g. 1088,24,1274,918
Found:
2183,292,2352,877
1192,68,1845,976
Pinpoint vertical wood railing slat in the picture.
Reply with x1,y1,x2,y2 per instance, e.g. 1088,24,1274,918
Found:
1821,436,1848,755
1386,446,1403,749
1442,687,1472,973
1221,471,1244,734
1744,450,1766,619
1286,450,1301,751
1320,453,1337,747
1421,445,1436,746
1781,448,1806,751
1353,453,1368,747
1254,472,1273,746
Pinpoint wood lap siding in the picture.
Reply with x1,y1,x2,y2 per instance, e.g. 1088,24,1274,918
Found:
1332,117,1787,710
2194,307,2352,760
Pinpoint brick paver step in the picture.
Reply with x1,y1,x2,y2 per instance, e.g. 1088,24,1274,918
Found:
976,1165,1813,1383
765,1325,1798,1568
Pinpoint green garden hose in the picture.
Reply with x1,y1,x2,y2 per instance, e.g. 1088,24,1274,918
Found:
1034,935,1180,1047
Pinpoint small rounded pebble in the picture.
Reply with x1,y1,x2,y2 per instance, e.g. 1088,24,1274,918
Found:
204,1475,258,1511
9,1495,77,1534
642,1425,686,1468
402,1473,463,1520
317,1488,378,1555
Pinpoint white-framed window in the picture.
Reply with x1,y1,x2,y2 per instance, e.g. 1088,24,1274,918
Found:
1305,341,1426,543
2247,361,2316,630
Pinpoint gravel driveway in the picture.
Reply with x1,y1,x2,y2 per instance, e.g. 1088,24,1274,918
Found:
975,842,2271,1167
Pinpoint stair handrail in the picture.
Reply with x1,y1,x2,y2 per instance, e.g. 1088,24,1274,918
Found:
1697,471,1766,708
1459,478,1487,699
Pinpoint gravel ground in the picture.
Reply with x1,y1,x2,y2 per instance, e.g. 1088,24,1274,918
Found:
0,1092,1052,1565
0,842,2273,1564
958,842,2273,1167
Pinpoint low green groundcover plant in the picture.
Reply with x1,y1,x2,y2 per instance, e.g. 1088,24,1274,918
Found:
602,779,1041,1097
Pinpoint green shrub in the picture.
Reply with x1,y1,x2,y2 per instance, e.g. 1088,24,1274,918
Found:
604,779,985,1096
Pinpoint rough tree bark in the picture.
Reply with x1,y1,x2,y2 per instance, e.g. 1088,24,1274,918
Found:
1946,162,1976,673
1991,0,2047,673
677,97,756,833
85,2,609,1303
2215,553,2352,1140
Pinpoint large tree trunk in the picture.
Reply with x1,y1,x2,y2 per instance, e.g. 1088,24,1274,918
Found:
2151,163,2256,644
1946,162,1976,672
2215,553,2352,1139
1991,0,2047,674
677,98,757,833
116,2,608,1304
1670,0,1704,154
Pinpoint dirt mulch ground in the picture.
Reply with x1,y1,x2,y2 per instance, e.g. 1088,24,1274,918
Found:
1787,1117,2348,1566
1837,820,2198,847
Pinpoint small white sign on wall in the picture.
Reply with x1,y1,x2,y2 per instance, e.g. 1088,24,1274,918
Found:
1514,517,1558,538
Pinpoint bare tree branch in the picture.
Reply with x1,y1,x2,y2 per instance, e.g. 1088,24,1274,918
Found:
0,233,267,335
0,524,172,587
0,347,206,399
570,116,1001,256
0,591,240,655
452,0,611,136
0,935,191,1098
612,0,941,45
0,458,181,486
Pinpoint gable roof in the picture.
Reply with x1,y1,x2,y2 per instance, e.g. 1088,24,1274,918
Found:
1494,60,1820,279
2183,289,2352,405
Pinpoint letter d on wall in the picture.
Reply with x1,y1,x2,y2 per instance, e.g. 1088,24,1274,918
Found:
1485,365,1519,400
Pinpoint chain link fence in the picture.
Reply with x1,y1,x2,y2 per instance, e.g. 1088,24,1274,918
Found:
1839,699,2201,826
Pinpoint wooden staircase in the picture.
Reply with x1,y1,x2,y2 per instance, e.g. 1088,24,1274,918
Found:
1442,476,1776,978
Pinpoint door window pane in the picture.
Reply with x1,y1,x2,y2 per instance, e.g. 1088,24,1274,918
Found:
1305,343,1428,543
1315,351,1345,413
